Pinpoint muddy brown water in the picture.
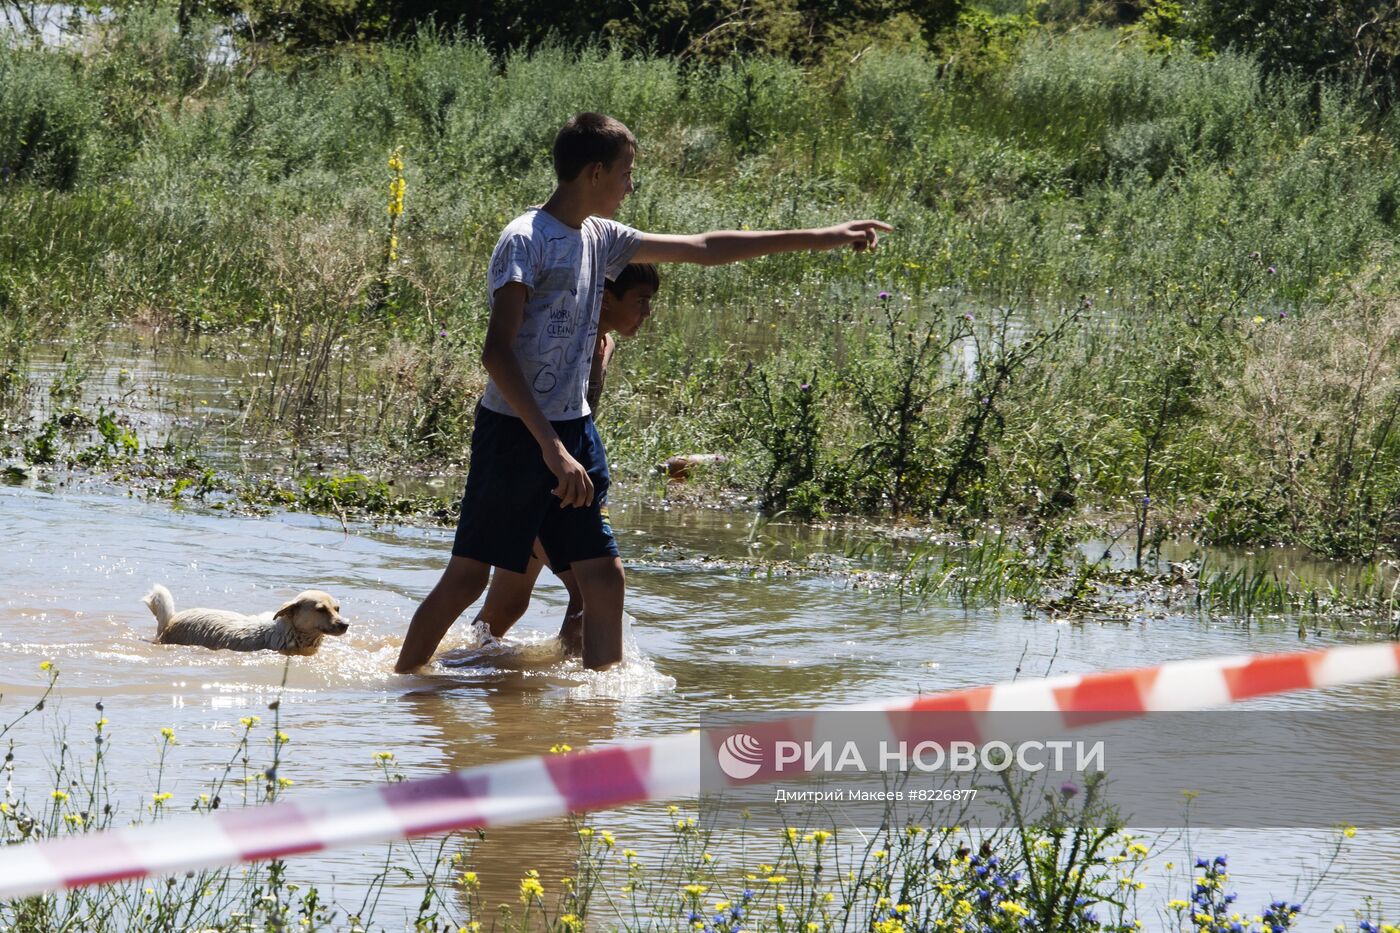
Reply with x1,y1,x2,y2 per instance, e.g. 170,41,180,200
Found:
2,329,1397,929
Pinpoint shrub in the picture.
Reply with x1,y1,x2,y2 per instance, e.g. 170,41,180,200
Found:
0,46,92,188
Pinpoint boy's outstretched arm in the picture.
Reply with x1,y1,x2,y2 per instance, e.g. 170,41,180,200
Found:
631,220,891,266
482,283,594,508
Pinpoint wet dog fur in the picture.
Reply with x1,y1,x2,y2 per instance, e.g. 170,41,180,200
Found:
143,585,348,655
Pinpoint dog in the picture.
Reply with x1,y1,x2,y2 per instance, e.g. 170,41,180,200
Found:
143,584,349,656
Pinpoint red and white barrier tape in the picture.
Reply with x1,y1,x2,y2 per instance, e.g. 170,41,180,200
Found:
0,642,1395,899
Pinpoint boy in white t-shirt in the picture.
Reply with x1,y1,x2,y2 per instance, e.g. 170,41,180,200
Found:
394,112,887,673
471,262,659,656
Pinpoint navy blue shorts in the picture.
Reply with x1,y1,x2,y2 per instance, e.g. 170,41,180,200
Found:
452,405,616,574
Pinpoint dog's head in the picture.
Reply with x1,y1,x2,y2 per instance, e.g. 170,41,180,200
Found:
274,590,349,638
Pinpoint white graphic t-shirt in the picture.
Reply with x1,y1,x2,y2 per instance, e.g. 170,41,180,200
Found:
480,208,641,421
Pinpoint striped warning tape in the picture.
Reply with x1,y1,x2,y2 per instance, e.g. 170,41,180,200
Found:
0,641,1395,900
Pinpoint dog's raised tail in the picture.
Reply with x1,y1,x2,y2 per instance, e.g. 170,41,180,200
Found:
143,584,176,636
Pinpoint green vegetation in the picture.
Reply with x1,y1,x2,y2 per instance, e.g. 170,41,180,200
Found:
6,4,1400,564
1,666,1391,932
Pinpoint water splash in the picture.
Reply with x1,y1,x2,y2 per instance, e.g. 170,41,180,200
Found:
434,613,675,698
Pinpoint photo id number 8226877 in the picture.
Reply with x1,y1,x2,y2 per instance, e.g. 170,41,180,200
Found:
906,788,978,802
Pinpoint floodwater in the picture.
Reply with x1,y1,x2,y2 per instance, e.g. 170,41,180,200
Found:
2,330,1398,930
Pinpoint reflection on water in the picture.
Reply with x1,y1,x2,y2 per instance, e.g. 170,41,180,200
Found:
3,480,1398,928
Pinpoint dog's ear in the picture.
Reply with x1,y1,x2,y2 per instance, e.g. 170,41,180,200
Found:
274,599,301,621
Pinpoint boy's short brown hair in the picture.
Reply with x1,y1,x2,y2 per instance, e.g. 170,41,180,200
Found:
553,113,637,182
605,263,660,297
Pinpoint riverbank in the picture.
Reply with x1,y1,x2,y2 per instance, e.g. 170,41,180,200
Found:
6,345,1400,636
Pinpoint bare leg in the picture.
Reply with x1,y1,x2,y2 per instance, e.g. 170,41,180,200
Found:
556,568,584,658
394,555,490,673
569,556,625,671
475,553,547,639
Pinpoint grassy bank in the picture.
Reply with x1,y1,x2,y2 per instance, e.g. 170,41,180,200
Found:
5,15,1400,560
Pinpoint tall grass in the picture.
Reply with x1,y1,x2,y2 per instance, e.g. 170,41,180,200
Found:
6,23,1400,556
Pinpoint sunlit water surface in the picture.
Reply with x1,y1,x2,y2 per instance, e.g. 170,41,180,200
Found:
2,481,1397,930
3,328,1397,929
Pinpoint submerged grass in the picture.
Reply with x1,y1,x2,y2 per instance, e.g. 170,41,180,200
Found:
1,666,1394,932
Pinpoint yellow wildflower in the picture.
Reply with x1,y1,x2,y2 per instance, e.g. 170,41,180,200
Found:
1001,903,1031,920
460,872,478,886
1343,825,1357,838
160,727,176,741
51,789,68,802
682,884,708,897
152,792,172,803
40,660,52,671
519,876,544,903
